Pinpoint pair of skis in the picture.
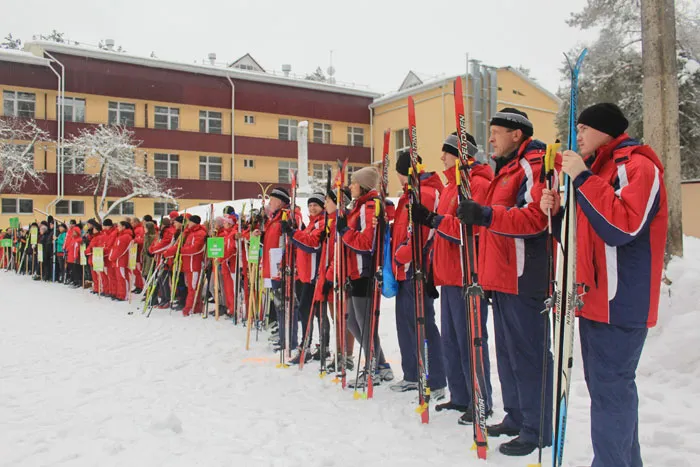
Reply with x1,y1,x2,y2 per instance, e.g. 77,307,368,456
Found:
279,171,298,368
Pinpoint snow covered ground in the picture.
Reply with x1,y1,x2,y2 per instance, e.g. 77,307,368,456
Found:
1,238,699,467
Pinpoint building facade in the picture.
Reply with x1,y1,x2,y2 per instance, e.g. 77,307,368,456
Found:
0,41,377,224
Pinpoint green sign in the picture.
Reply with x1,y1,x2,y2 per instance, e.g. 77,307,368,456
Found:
248,235,260,264
80,244,87,266
0,239,11,248
9,217,20,229
30,226,38,245
128,243,138,270
207,237,224,259
93,247,104,272
37,243,44,262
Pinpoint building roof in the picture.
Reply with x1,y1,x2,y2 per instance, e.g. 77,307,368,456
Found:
398,71,424,91
228,53,265,73
0,48,51,67
21,40,381,99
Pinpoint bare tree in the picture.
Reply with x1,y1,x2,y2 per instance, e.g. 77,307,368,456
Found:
1,33,22,50
63,125,176,221
0,118,50,193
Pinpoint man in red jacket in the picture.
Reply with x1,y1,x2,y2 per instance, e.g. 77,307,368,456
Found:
109,221,134,301
85,219,104,294
412,133,494,422
389,150,446,399
102,219,119,298
180,215,207,316
66,225,82,287
220,215,238,316
455,109,552,456
131,217,145,294
541,103,667,467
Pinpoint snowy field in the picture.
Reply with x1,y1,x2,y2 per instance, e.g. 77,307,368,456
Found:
1,238,699,467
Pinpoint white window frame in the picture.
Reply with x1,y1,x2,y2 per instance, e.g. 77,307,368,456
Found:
55,200,85,215
154,106,179,130
394,128,410,158
154,202,178,217
313,122,332,144
57,96,86,123
62,149,85,175
347,127,364,147
199,155,222,181
107,201,135,215
1,198,33,214
154,153,179,179
312,163,333,182
236,64,255,71
3,91,36,118
199,110,222,134
278,118,298,141
108,101,135,127
244,115,255,124
243,158,255,168
278,160,298,184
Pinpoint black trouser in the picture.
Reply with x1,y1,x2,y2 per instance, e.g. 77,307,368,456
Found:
70,262,82,285
296,280,316,346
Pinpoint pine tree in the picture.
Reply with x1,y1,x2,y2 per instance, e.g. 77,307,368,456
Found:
1,33,22,50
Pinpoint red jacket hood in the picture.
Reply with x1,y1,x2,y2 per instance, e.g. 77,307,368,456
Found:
590,133,665,174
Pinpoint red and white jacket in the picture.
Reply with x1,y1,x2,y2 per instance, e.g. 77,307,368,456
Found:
149,225,176,255
556,134,667,328
262,208,302,281
108,228,134,268
85,230,105,267
339,190,379,281
132,221,145,260
102,226,119,265
313,212,336,302
432,163,493,287
392,172,443,282
291,212,325,284
66,226,82,264
180,224,207,273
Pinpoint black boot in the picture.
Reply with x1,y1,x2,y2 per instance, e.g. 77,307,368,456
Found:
486,421,520,437
498,436,537,456
457,408,493,425
435,401,469,412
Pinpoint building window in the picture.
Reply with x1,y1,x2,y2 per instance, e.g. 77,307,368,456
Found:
3,91,36,119
199,110,222,134
62,149,85,175
394,128,410,158
278,118,298,141
244,115,255,124
313,122,332,144
108,101,135,127
347,127,364,147
278,160,298,184
154,106,179,130
199,156,222,181
154,202,178,217
154,153,179,179
57,97,85,123
56,200,84,215
1,198,33,214
244,158,255,168
347,165,362,177
312,163,333,182
235,64,255,71
107,201,135,215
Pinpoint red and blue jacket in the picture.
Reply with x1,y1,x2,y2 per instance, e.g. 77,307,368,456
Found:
556,134,667,328
478,138,550,297
292,212,325,284
262,207,302,281
432,163,493,287
313,212,336,302
109,228,134,268
339,190,379,281
180,224,207,273
392,172,443,282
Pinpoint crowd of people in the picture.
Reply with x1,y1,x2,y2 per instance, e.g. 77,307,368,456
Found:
0,102,667,467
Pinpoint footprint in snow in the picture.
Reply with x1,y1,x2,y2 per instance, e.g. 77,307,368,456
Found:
150,412,183,434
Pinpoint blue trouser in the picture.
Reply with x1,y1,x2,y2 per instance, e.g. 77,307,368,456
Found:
580,317,647,467
492,292,552,445
395,280,446,389
440,286,492,410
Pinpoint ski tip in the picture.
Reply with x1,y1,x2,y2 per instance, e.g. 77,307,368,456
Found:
415,403,428,415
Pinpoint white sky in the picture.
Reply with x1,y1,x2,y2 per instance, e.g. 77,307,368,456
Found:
1,0,597,96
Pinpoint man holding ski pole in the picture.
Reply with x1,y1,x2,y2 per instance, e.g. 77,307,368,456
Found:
540,103,668,467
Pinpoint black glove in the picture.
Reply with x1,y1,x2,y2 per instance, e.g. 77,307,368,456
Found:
456,199,489,226
280,220,294,235
318,228,327,243
335,215,348,234
322,280,333,296
147,250,154,258
426,272,440,300
411,203,438,228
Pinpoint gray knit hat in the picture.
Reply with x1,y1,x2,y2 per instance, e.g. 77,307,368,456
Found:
490,107,534,137
351,166,379,191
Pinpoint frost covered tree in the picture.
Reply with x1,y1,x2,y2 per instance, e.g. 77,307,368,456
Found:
63,125,176,221
0,118,50,193
556,0,700,179
305,67,327,82
1,34,22,50
40,30,65,43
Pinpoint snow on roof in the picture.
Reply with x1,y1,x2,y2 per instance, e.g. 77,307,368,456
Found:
370,74,463,108
0,48,51,67
21,41,381,99
502,66,562,105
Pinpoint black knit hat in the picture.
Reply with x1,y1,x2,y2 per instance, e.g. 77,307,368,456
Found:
327,187,351,206
490,107,534,137
395,150,422,176
143,215,153,222
189,215,201,225
577,103,629,138
224,205,235,215
174,215,184,224
441,131,477,158
87,219,100,230
119,220,132,229
308,193,325,208
102,219,113,227
270,187,291,205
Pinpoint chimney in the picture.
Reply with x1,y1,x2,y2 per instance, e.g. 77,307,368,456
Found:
105,39,115,51
282,64,292,77
208,53,217,65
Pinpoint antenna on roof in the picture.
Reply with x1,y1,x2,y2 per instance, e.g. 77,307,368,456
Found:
327,50,336,84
